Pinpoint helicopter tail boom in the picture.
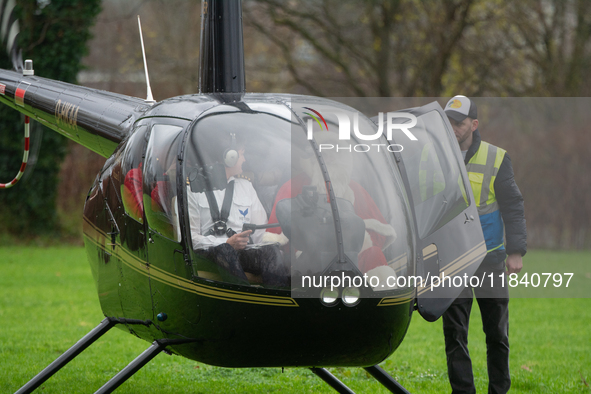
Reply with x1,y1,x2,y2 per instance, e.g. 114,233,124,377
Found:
0,68,150,157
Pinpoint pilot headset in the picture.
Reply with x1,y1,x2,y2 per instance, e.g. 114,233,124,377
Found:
223,133,239,167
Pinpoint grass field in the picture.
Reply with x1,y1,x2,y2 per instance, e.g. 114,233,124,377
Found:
0,247,589,393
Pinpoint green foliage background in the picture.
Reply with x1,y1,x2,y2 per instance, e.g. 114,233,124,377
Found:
0,0,101,238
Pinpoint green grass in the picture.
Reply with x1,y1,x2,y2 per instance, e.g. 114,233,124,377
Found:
0,248,589,393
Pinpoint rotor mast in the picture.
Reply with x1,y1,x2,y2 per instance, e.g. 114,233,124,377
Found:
199,0,246,102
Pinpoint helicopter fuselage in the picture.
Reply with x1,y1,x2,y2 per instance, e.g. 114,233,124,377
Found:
81,93,414,367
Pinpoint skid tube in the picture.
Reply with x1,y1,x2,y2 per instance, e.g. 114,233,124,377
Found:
15,317,153,394
94,340,166,394
364,365,411,394
17,318,411,394
310,365,411,394
310,368,355,394
16,318,118,394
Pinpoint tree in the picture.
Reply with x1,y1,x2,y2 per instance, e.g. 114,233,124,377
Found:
505,0,591,96
0,0,101,239
244,0,482,96
244,0,591,98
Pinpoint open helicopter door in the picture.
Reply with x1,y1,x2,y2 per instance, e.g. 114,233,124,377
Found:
383,102,487,322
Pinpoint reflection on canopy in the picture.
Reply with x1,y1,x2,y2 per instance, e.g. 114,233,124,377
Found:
283,102,412,297
143,124,184,242
175,99,414,298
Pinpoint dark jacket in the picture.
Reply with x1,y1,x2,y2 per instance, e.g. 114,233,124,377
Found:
465,130,527,265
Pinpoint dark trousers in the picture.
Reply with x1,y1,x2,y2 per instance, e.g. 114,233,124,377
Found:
442,263,510,394
197,243,290,287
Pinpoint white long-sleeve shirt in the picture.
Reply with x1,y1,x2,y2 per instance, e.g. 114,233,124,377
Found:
187,177,268,249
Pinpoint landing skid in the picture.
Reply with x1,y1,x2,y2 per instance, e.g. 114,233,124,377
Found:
364,365,411,394
94,340,167,393
16,317,118,394
16,318,411,394
311,365,411,394
311,367,355,394
15,317,178,394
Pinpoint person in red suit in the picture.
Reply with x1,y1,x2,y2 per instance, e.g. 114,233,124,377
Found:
263,132,396,274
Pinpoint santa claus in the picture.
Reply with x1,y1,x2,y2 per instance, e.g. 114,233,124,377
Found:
263,131,398,282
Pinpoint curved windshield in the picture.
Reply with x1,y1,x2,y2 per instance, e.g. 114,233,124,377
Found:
289,100,414,297
182,104,293,287
181,100,414,298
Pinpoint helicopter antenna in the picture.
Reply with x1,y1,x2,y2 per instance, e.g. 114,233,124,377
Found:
137,16,155,104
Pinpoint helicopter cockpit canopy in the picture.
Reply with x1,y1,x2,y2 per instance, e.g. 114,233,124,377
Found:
106,96,484,315
178,98,415,298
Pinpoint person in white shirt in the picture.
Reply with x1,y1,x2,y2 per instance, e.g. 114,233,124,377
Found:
187,134,268,251
186,132,288,287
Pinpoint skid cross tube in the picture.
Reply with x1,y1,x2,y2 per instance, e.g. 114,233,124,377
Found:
94,341,166,394
16,317,118,394
310,368,355,394
364,365,411,394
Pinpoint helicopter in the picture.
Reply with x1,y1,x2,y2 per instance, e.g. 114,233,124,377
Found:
0,1,487,393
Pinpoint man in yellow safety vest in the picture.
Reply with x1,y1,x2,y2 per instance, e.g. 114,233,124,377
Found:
442,95,527,394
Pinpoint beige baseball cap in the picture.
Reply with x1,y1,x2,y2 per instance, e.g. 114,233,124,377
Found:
444,95,477,122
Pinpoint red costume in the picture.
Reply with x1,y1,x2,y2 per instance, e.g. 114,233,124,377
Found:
267,174,389,273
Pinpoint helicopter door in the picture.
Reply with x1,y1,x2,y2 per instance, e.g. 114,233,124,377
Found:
386,102,486,322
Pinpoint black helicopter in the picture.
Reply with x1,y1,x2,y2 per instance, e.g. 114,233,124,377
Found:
0,1,486,393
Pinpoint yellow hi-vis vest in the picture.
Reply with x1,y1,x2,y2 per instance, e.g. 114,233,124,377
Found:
465,141,506,252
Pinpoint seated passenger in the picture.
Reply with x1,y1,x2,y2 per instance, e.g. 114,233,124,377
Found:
264,131,397,274
187,133,267,250
187,133,288,287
